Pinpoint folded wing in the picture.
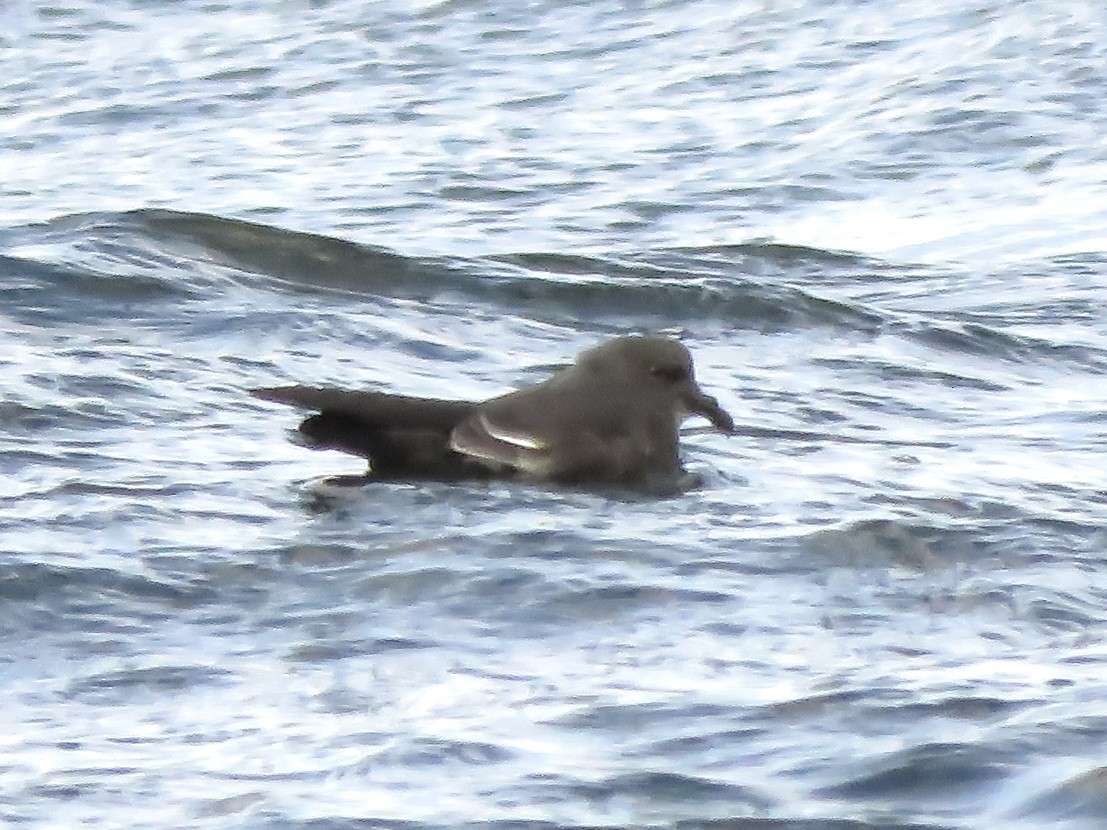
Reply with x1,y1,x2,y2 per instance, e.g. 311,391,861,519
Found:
449,409,553,475
250,386,491,480
448,376,677,483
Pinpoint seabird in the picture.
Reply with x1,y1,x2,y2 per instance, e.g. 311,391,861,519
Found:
251,335,734,488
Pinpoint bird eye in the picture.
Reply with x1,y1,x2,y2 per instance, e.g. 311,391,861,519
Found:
651,365,688,383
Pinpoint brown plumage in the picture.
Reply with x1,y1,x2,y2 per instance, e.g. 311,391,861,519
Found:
251,336,734,487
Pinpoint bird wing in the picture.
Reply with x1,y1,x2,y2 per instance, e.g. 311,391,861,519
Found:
449,409,553,474
448,374,666,480
250,386,474,431
251,386,491,478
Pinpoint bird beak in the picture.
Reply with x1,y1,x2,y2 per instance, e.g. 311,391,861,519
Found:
683,385,735,434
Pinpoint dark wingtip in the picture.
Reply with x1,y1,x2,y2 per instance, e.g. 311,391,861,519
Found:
249,386,321,407
250,387,298,407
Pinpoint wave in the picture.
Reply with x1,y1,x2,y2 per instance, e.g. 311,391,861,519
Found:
5,209,1106,374
1,209,886,332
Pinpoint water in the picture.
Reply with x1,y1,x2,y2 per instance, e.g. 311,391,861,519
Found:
2,1,1107,828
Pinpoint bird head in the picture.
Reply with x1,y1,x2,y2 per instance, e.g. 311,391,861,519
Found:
578,336,735,434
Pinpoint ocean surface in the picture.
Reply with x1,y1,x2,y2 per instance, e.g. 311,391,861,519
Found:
3,1,1107,828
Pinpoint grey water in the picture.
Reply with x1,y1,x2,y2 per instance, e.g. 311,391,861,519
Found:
2,1,1107,828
